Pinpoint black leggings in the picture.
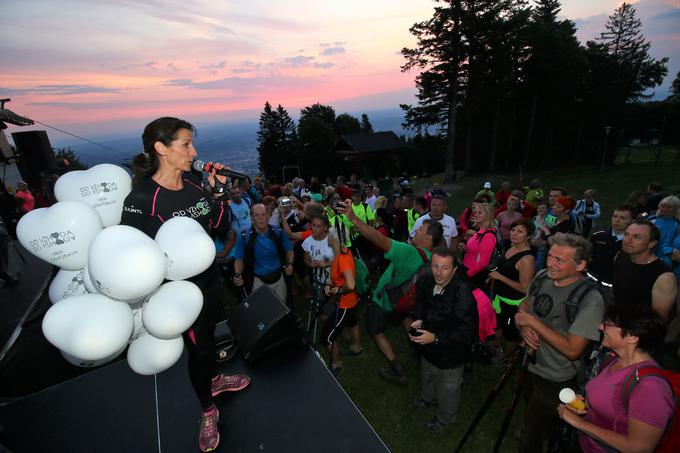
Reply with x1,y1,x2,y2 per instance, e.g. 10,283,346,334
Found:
184,265,224,411
321,306,357,347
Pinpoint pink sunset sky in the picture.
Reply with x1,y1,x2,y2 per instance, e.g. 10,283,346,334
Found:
1,0,679,139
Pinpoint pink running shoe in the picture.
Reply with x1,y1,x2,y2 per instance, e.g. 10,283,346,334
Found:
211,374,251,397
199,405,220,452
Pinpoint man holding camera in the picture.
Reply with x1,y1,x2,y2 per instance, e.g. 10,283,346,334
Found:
233,204,294,301
409,248,477,432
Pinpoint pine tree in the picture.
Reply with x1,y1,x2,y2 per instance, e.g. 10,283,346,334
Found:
667,71,680,103
257,102,296,177
360,113,374,133
401,0,529,179
516,0,588,167
596,2,668,102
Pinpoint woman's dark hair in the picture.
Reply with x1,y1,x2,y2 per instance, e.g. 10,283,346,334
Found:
132,117,195,186
375,207,394,231
604,304,666,353
510,217,536,236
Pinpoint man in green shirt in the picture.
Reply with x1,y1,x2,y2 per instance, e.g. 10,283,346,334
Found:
338,199,443,385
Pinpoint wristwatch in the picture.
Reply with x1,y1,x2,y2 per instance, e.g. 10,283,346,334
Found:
434,335,440,345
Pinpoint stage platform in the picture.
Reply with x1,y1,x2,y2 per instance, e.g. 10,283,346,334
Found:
0,241,53,353
0,345,390,452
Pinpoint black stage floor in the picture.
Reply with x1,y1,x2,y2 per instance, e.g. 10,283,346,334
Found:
0,345,389,453
0,241,53,352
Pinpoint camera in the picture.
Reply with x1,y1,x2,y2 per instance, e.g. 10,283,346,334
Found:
278,197,294,208
409,327,423,337
331,198,342,212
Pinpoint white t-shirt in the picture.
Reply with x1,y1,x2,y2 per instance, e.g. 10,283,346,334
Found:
301,235,334,284
409,213,458,247
365,194,377,211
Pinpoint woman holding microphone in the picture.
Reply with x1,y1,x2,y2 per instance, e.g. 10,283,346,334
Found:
122,117,250,452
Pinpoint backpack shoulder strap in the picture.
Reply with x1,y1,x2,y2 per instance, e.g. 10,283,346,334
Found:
415,247,428,263
621,366,668,413
529,268,550,298
565,276,598,324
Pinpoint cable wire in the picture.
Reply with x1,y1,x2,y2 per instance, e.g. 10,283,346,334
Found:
31,119,130,157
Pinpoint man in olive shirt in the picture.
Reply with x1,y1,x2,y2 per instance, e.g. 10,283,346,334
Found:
515,233,604,452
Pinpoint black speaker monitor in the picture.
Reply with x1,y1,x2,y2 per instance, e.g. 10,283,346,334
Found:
228,285,304,362
11,130,56,187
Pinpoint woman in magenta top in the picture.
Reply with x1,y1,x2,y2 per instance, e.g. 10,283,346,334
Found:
459,202,498,341
558,304,675,453
461,202,498,286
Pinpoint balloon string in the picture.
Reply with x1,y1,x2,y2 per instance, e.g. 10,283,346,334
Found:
154,373,162,453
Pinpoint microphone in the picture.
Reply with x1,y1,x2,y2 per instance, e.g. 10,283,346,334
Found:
192,159,248,181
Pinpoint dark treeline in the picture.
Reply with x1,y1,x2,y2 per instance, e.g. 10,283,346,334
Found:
257,1,677,182
257,102,377,181
401,0,673,180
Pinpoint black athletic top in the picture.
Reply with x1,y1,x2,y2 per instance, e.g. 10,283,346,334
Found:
494,249,533,300
549,218,574,235
121,173,228,238
612,254,671,306
589,229,622,284
120,173,229,325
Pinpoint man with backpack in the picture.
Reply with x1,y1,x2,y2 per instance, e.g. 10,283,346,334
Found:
337,199,443,385
514,233,605,452
232,204,294,302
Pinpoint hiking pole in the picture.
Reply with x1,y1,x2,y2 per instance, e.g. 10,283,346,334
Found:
492,350,531,453
453,346,525,453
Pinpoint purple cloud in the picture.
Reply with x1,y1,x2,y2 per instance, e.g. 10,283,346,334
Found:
321,46,345,56
0,85,120,96
283,55,316,67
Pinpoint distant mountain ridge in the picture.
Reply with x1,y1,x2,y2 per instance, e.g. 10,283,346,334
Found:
52,108,411,176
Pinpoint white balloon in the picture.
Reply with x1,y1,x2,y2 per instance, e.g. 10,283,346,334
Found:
54,164,132,227
142,281,203,339
48,269,88,304
88,225,167,301
17,201,103,270
127,331,184,375
155,217,216,280
60,343,126,368
42,294,134,361
82,264,98,293
130,303,145,338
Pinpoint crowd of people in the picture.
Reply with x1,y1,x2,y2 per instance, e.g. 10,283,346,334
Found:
3,116,680,452
213,170,680,451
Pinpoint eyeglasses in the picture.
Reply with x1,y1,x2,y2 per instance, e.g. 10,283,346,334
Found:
603,320,619,328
